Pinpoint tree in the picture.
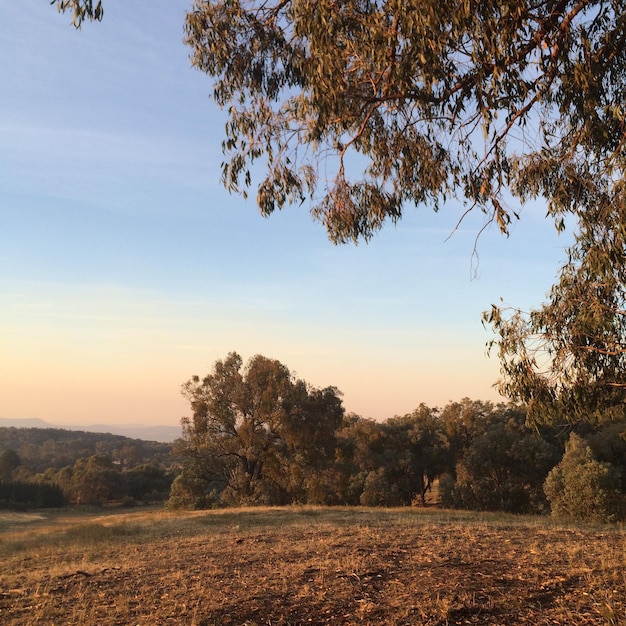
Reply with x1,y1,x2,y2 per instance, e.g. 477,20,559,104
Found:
486,199,626,425
441,403,560,513
0,480,65,510
406,405,450,505
544,433,625,522
586,421,626,473
54,0,626,422
384,405,449,506
123,464,173,502
54,0,625,240
181,0,625,245
331,413,377,505
0,449,21,480
171,352,344,507
68,455,123,504
330,406,448,507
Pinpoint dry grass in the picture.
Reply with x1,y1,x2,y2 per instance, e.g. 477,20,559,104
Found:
0,506,624,625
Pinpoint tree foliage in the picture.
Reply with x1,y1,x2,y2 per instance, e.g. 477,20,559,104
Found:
0,429,175,507
55,0,625,242
0,480,65,510
173,387,580,514
51,0,103,28
323,406,449,507
181,0,624,244
439,401,559,512
53,0,626,424
181,0,626,425
544,433,624,522
0,427,173,473
0,449,22,480
172,352,344,507
486,198,626,425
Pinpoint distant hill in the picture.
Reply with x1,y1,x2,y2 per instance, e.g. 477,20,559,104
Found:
0,418,181,443
0,424,175,473
0,418,51,428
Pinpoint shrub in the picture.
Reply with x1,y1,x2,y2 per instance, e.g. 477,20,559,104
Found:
544,434,624,523
166,474,222,510
360,468,403,507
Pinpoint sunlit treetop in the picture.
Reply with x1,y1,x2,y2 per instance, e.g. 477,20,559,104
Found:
181,0,625,243
52,0,626,424
54,0,625,243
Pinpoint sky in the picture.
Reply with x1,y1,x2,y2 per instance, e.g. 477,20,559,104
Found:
1,1,573,428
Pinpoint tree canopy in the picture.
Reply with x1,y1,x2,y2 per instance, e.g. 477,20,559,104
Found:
486,202,626,424
53,0,626,424
184,0,625,241
185,0,626,423
171,352,344,507
55,0,625,236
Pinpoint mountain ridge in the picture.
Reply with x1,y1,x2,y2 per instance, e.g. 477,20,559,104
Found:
0,418,181,443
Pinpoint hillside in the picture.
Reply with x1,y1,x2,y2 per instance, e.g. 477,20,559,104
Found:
0,506,624,625
0,425,174,473
0,418,181,444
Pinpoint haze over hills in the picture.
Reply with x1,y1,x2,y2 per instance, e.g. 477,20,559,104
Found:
0,418,181,443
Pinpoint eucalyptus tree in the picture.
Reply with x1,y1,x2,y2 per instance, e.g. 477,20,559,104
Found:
172,352,344,507
486,201,626,425
55,0,626,422
54,0,625,239
440,403,560,513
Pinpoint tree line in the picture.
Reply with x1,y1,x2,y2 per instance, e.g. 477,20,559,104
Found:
2,352,624,520
0,429,174,508
42,2,626,519
168,353,626,522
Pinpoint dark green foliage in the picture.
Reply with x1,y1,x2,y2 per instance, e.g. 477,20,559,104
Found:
586,422,626,474
171,384,625,516
0,480,66,509
333,406,447,507
438,401,560,513
0,449,21,479
0,428,175,507
448,407,559,513
123,464,174,502
43,455,175,506
544,433,625,523
62,455,123,505
360,467,404,507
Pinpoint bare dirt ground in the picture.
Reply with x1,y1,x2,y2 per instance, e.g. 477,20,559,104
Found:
0,506,624,625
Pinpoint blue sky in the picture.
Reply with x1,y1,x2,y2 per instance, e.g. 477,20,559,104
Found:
1,1,572,427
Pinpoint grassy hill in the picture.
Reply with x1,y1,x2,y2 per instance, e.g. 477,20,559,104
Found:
0,506,624,625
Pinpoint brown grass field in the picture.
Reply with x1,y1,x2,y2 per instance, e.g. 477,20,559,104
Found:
0,506,624,625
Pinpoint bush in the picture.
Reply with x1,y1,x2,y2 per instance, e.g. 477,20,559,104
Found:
360,468,403,507
166,474,222,510
544,434,625,523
